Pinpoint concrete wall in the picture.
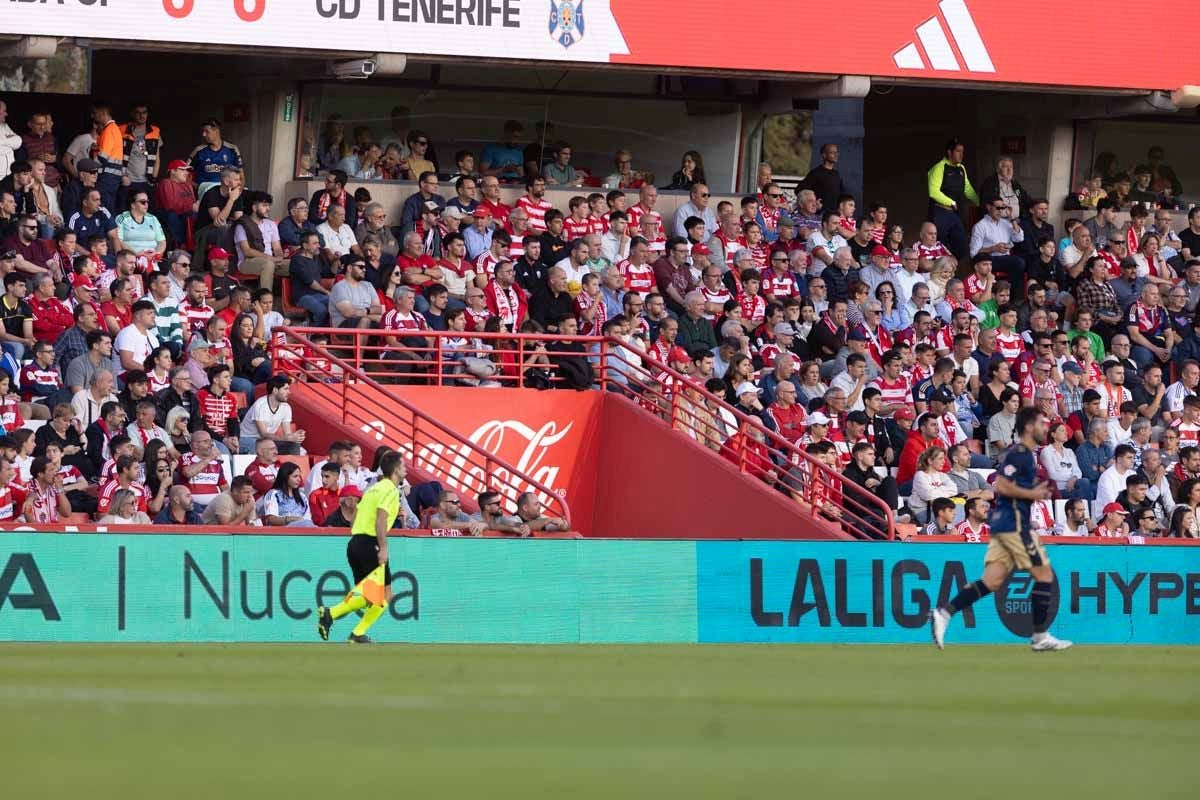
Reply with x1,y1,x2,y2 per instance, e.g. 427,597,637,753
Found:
861,87,1076,240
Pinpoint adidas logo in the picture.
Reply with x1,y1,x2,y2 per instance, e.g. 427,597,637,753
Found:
892,0,995,74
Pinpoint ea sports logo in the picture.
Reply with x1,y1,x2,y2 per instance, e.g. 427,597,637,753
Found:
994,572,1058,638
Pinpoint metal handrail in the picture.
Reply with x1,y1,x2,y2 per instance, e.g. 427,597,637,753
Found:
275,326,895,539
271,327,571,525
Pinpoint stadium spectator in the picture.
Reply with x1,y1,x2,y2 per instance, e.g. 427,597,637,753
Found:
20,339,64,412
317,204,357,264
97,487,152,525
259,462,309,526
910,446,960,524
230,191,284,290
97,453,151,518
23,455,70,523
320,484,359,528
241,438,279,499
201,474,259,526
193,167,244,270
428,490,487,535
920,497,958,535
1096,443,1137,510
306,462,342,526
240,375,305,455
330,257,382,329
153,485,201,525
474,490,531,536
230,313,271,389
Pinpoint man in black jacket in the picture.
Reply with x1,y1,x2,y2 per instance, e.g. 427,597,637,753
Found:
513,235,548,296
155,365,202,432
842,440,904,540
529,266,573,332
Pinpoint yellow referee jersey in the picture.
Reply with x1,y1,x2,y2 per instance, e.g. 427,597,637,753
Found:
351,478,401,536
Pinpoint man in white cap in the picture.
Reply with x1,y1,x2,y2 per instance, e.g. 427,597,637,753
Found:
733,380,764,417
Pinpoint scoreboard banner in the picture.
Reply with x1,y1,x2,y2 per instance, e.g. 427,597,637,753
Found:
3,0,1198,91
1,534,1197,644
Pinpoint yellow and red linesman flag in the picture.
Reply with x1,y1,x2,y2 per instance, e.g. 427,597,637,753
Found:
348,565,388,607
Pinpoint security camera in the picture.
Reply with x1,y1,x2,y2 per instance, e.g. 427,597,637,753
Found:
328,59,377,79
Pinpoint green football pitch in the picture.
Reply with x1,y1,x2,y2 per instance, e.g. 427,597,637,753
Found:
2,644,1196,798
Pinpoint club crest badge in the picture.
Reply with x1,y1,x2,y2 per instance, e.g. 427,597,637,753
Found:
549,1,585,49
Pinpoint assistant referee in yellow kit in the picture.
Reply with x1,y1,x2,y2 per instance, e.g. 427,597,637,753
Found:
317,451,405,644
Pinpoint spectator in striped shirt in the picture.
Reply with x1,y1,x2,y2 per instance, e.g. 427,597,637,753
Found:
516,176,552,233
143,272,183,358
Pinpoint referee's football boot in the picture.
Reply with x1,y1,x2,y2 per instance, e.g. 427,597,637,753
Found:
316,606,333,641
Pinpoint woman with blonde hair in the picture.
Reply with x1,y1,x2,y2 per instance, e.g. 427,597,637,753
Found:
98,488,152,525
910,446,961,523
927,257,955,304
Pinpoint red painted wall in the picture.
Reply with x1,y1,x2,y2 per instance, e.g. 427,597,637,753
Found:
588,394,848,540
289,382,847,540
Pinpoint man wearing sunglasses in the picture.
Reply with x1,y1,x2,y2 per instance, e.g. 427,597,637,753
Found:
1,213,54,276
427,491,486,536
969,198,1026,299
671,182,716,240
755,182,786,242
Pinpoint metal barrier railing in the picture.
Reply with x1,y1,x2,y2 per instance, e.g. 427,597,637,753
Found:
275,326,896,539
270,328,571,525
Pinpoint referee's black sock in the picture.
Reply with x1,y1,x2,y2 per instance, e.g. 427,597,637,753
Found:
946,580,992,615
1031,581,1054,634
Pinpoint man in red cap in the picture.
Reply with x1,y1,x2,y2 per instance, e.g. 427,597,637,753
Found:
203,247,239,312
321,484,362,528
860,244,896,298
652,345,693,397
462,204,494,261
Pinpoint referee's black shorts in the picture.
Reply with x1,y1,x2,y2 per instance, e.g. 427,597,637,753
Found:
346,535,392,585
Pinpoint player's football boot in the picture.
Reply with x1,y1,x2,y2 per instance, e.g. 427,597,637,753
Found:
348,633,373,644
1030,633,1072,652
929,607,951,650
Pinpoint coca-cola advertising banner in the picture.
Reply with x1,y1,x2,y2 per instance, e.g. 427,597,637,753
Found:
397,386,603,526
5,0,1197,90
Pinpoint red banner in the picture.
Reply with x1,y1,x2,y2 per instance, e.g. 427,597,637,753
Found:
4,0,1197,91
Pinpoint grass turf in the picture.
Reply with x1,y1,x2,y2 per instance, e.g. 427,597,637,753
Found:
1,644,1196,798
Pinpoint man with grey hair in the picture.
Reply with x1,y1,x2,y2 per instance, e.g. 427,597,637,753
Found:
676,289,716,352
671,182,717,239
706,213,744,273
892,247,923,306
162,249,192,302
1139,446,1175,518
1075,417,1113,498
820,245,859,302
792,188,822,237
355,202,398,257
317,204,358,264
71,367,118,428
599,263,625,319
935,277,986,324
583,232,608,273
860,244,895,297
